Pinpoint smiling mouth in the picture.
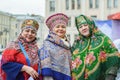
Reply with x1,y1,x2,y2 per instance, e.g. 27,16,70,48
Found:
82,29,87,33
26,37,33,39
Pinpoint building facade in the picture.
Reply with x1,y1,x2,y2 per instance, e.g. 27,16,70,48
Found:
0,11,17,49
45,0,120,45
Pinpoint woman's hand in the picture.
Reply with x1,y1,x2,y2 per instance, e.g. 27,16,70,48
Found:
21,65,39,79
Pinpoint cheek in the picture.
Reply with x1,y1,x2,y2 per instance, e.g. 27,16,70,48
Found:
32,34,36,38
78,29,82,33
63,29,66,33
63,28,66,32
52,28,57,33
21,32,26,37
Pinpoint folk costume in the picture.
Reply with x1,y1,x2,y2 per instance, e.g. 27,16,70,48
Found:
0,19,39,80
39,13,71,80
71,15,120,80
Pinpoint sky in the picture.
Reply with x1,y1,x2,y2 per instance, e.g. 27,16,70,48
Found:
0,0,45,16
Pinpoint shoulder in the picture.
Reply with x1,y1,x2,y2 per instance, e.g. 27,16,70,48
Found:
6,41,20,50
43,40,55,47
39,40,57,51
2,41,20,57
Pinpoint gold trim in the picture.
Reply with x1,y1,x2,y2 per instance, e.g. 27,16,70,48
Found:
80,39,90,54
90,36,104,50
76,64,86,79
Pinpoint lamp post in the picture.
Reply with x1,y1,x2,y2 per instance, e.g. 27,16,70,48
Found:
3,28,9,48
0,31,3,49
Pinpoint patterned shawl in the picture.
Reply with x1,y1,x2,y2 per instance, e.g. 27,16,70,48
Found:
5,34,39,65
71,15,120,80
40,31,71,80
0,34,39,80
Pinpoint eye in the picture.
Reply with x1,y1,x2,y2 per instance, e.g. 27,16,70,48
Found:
79,26,82,28
31,30,36,34
25,29,29,32
62,25,66,28
56,25,60,28
79,25,83,28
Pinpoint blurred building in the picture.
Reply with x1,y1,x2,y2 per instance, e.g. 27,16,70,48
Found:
0,11,45,49
45,0,120,45
0,11,17,48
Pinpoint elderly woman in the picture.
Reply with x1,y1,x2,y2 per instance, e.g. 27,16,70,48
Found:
71,15,120,80
39,13,71,80
1,19,40,80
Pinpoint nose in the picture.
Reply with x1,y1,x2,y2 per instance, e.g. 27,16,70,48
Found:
59,27,63,30
59,26,65,30
28,31,32,35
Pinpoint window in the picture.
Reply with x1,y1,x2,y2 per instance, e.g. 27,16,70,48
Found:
72,0,75,9
77,0,81,9
15,32,18,36
95,0,99,8
89,0,93,8
91,15,97,20
66,0,69,10
107,0,112,8
49,0,55,12
67,17,71,27
114,0,118,8
16,24,18,28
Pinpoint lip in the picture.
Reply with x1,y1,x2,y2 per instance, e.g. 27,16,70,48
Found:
58,31,65,33
82,29,88,33
26,36,33,39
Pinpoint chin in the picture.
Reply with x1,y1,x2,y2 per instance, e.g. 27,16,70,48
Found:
26,39,33,42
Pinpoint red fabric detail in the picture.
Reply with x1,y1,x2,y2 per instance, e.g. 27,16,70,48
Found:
108,12,120,20
1,49,39,80
2,49,27,65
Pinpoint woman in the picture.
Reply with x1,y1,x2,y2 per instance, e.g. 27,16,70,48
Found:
0,19,40,80
39,13,71,80
71,15,120,80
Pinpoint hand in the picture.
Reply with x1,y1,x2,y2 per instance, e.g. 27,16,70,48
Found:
105,74,116,80
21,65,39,79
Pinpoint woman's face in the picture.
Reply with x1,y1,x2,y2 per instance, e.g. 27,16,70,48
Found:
78,24,90,37
21,28,36,42
53,24,66,38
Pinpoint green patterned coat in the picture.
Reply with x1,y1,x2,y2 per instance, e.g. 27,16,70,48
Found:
71,15,120,80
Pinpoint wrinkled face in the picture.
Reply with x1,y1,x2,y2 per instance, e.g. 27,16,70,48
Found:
53,24,66,38
78,24,90,37
21,28,36,42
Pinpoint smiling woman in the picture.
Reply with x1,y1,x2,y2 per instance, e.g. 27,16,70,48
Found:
39,13,72,80
71,14,120,80
0,19,40,80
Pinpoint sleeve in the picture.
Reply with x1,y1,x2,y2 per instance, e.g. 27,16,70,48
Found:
102,36,120,77
2,62,24,80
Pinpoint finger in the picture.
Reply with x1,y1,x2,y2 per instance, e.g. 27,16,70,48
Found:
31,71,39,79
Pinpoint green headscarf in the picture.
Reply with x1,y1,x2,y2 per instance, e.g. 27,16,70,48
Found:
75,15,102,39
75,15,94,29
